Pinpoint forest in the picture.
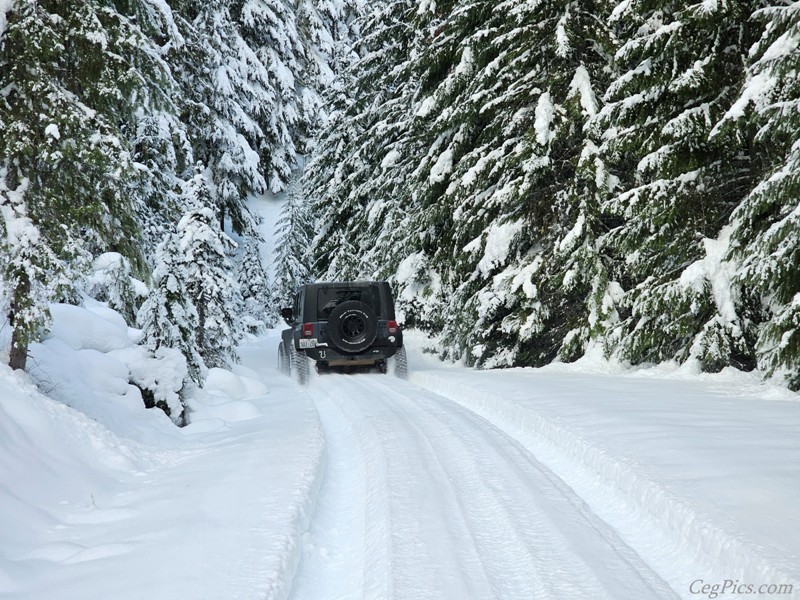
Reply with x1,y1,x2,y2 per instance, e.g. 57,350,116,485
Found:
1,0,799,420
297,0,800,388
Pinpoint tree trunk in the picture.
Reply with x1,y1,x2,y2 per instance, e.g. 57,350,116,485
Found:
196,301,205,354
9,332,28,371
8,275,31,371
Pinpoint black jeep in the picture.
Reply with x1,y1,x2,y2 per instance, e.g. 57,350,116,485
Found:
278,281,407,384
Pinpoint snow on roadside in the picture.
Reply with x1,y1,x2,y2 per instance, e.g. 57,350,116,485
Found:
406,330,800,598
0,302,324,600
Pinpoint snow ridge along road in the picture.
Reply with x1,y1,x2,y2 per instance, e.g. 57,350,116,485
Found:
288,372,679,600
408,362,800,598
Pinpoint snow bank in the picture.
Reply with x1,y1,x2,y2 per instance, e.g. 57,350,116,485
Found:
406,332,800,597
46,302,132,352
1,300,326,600
30,302,181,438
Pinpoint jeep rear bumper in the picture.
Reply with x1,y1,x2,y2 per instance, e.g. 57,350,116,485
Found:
301,344,400,364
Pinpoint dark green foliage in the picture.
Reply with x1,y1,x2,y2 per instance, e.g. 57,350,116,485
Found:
723,2,800,388
296,0,800,387
2,0,349,385
0,1,143,262
0,0,153,367
591,0,765,370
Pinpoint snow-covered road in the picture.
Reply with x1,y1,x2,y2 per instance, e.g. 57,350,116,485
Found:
2,312,798,600
291,373,678,599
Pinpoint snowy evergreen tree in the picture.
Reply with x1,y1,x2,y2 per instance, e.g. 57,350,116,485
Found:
271,180,313,314
237,0,313,191
720,1,800,387
137,233,206,387
303,0,421,284
87,253,139,325
131,110,192,260
177,173,241,368
0,0,155,367
0,0,143,257
0,178,73,370
169,0,346,235
186,3,266,234
297,0,364,80
593,0,765,369
236,236,272,332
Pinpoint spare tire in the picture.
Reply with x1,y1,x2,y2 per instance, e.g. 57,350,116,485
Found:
327,300,378,354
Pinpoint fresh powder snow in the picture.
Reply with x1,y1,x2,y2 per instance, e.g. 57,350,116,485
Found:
2,306,798,599
534,91,555,146
429,148,454,184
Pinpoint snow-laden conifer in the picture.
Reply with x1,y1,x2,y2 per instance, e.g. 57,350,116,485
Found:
238,0,314,191
0,0,157,367
0,0,143,260
721,1,800,387
271,179,313,314
297,0,364,80
132,112,191,260
400,0,616,366
304,0,421,286
192,4,267,233
236,237,272,332
0,178,74,370
137,233,206,388
593,0,762,370
170,0,350,237
177,172,241,368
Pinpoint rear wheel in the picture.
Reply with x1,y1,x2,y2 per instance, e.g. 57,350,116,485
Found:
290,345,310,385
278,342,290,375
390,346,408,379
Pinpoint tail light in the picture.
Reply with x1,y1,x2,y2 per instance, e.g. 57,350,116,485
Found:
302,323,314,337
387,320,398,334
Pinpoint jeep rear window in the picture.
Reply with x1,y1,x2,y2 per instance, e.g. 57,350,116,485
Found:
317,287,380,320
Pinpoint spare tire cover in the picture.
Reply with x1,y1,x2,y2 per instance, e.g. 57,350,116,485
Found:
327,300,378,354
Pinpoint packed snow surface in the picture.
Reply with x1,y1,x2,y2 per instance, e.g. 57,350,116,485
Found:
1,308,799,599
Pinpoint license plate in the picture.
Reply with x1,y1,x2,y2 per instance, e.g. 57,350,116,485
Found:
299,338,317,349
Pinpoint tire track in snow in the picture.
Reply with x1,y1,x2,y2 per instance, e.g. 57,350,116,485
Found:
409,369,800,595
291,373,679,600
288,388,392,600
384,389,673,599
